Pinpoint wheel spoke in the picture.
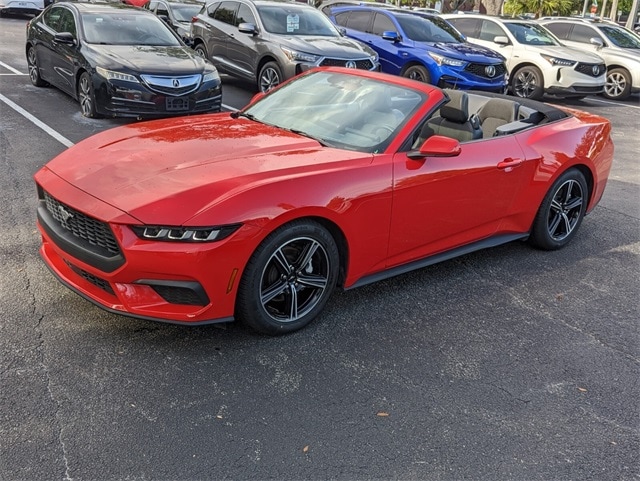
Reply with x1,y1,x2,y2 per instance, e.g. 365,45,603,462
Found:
272,248,292,274
563,180,575,203
286,286,299,321
550,199,563,213
548,212,562,236
560,212,572,234
296,272,328,290
564,196,583,212
260,278,288,305
295,240,320,271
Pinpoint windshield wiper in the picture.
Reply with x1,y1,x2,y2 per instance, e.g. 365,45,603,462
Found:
286,128,332,147
230,111,257,120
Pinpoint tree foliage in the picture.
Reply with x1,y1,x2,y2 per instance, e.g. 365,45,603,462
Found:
503,0,576,16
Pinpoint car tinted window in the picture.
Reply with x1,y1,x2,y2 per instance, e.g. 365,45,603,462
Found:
258,5,338,36
478,19,504,41
371,12,394,35
236,3,255,26
344,11,373,32
333,11,349,27
172,3,202,22
598,25,640,48
567,24,597,43
81,12,182,46
448,17,479,37
506,22,557,45
213,1,237,24
544,22,571,39
156,3,169,17
57,8,76,36
397,14,463,42
43,6,63,31
206,2,218,17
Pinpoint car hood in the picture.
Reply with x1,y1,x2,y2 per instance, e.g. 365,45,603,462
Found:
523,44,604,63
414,41,505,63
277,35,376,57
43,114,366,225
87,44,209,74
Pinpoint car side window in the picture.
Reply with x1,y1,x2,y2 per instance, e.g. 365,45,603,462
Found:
478,20,504,42
43,7,63,31
235,3,255,26
544,22,570,39
206,2,219,17
449,17,479,37
213,1,237,24
371,12,395,36
567,24,597,43
156,3,169,17
344,11,373,33
333,11,349,27
147,0,158,11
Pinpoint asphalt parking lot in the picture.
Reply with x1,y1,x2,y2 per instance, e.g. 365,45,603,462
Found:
1,12,639,481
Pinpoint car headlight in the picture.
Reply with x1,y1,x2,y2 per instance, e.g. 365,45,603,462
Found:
202,70,219,83
281,46,320,63
130,224,241,243
427,52,466,67
540,54,576,67
96,66,139,83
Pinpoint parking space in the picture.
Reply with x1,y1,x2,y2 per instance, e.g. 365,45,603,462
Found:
1,12,639,481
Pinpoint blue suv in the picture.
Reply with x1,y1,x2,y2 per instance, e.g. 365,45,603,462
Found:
327,6,508,92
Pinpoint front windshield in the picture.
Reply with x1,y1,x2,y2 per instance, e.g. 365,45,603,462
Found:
506,22,559,46
172,4,202,22
81,12,182,46
243,71,425,153
397,14,465,43
257,5,339,36
598,25,640,48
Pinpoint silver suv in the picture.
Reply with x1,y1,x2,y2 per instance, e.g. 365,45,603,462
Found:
541,18,640,100
191,0,379,92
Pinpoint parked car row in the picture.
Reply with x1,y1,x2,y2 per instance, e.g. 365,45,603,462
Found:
19,0,639,119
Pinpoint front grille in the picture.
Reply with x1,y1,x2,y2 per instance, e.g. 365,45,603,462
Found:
140,74,201,97
575,63,605,77
150,284,209,306
464,63,507,79
65,260,115,295
320,58,375,70
44,191,120,256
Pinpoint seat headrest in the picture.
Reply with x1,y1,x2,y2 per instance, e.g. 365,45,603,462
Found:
440,90,470,124
478,98,520,123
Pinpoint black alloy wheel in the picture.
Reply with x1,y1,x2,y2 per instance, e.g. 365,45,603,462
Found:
512,65,544,100
403,64,430,84
530,169,588,250
236,220,339,335
27,46,48,87
77,72,100,118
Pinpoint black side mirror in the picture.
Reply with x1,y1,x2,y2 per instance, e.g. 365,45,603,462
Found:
53,32,76,45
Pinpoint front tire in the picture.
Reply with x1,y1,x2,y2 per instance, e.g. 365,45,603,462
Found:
236,220,339,335
27,46,48,87
78,72,100,118
402,64,431,84
512,65,544,100
529,169,588,250
257,61,282,93
603,68,631,100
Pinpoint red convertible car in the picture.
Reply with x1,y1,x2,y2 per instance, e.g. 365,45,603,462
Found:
35,68,613,334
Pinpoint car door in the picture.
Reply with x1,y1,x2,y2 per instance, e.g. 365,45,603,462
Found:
225,1,258,77
546,22,603,54
387,132,531,268
369,11,405,74
206,1,239,71
42,6,77,95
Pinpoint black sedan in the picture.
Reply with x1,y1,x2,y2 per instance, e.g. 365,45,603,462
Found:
26,2,222,118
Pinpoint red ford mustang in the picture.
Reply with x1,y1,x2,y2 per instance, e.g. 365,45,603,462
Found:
35,68,613,334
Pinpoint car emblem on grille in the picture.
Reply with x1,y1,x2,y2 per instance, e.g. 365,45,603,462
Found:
345,61,357,69
173,78,180,88
57,205,74,223
485,65,496,78
592,65,600,76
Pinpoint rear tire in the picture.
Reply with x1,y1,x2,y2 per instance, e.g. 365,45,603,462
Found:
512,65,544,100
194,42,208,60
529,169,588,250
27,46,48,87
236,220,339,335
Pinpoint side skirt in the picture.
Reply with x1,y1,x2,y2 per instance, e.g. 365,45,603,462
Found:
347,233,529,290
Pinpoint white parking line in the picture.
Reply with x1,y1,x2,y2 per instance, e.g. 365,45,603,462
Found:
0,93,75,148
0,60,25,75
588,97,640,110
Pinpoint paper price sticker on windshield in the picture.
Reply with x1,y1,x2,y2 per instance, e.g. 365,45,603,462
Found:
287,14,299,32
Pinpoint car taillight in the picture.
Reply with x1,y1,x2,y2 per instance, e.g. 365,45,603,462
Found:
191,16,197,23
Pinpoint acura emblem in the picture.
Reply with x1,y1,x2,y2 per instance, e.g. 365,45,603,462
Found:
345,60,357,69
485,65,496,78
173,78,180,88
592,65,600,76
57,205,74,223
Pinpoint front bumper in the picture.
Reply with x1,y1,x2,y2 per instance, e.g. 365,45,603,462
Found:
93,74,223,118
542,64,605,97
281,56,379,80
35,177,261,325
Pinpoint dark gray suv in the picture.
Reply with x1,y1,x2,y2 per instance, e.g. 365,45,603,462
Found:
191,0,379,91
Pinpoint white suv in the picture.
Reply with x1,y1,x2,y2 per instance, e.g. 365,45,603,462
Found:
540,18,640,100
443,14,606,100
0,0,46,16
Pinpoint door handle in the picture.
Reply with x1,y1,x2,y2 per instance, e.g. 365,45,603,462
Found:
497,157,524,170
